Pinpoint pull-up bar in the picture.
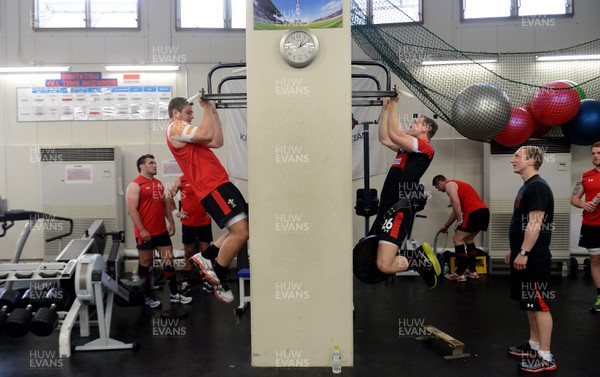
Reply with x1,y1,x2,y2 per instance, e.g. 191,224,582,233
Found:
189,61,414,109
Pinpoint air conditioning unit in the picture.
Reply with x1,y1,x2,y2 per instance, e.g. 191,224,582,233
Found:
39,147,124,260
484,139,571,271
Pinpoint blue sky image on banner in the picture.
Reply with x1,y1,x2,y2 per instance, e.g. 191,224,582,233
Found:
254,0,343,29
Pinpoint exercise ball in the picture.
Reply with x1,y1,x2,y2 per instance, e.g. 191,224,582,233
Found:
530,81,580,126
559,80,586,100
451,83,511,141
494,106,536,147
561,99,600,146
523,102,553,137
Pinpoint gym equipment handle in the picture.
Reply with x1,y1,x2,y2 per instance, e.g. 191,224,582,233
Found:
45,216,73,242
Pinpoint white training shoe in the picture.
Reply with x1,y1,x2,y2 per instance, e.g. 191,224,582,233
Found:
189,253,220,285
212,283,234,304
170,291,193,305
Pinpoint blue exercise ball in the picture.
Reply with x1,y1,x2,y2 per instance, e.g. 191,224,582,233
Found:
562,99,600,146
451,83,512,142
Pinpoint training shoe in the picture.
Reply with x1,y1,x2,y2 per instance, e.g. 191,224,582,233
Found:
507,343,538,358
593,296,600,310
519,355,557,373
445,273,467,282
180,281,191,295
190,253,219,285
202,281,214,293
144,295,162,309
409,243,441,289
212,282,234,304
170,291,193,305
465,270,480,279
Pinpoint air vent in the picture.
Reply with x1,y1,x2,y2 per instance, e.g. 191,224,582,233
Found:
39,147,115,162
490,138,571,155
39,147,123,260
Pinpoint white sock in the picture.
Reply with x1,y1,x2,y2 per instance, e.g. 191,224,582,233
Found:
538,350,552,362
528,339,540,350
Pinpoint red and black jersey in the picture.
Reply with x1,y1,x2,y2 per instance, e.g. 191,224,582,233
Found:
179,175,211,227
378,137,434,217
581,168,600,226
448,180,487,215
389,137,435,183
166,121,230,201
132,175,167,238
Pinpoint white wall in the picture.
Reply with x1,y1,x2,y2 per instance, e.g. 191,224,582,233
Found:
1,0,599,259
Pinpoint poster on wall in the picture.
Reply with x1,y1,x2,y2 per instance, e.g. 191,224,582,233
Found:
254,0,343,30
16,86,172,122
65,165,93,184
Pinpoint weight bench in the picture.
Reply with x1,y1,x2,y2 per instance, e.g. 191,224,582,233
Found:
234,268,250,322
415,324,471,360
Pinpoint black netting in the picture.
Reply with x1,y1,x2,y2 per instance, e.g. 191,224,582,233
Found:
351,0,600,146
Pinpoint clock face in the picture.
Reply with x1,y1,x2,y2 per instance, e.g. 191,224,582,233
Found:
280,29,319,68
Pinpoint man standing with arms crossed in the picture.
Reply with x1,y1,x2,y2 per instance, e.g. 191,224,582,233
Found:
166,97,249,304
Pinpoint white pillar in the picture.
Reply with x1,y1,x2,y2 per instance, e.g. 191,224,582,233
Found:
247,0,353,368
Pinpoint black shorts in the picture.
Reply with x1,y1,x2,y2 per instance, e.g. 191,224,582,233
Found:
201,182,248,229
578,224,600,249
510,258,553,311
378,208,414,247
182,224,213,244
457,208,489,233
136,231,172,250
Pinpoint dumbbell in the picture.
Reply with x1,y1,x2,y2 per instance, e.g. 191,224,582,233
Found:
45,287,72,311
20,288,49,312
30,304,59,337
3,304,33,337
0,289,22,312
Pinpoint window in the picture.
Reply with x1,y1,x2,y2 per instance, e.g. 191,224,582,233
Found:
34,0,139,29
463,0,511,19
518,0,571,17
462,0,573,20
178,0,246,29
354,0,423,24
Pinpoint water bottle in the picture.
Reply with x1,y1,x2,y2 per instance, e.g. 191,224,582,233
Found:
132,266,139,281
332,345,341,374
561,261,568,277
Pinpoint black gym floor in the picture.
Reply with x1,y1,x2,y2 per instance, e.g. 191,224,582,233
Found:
0,270,597,377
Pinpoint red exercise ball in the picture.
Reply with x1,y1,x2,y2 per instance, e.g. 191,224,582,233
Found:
494,106,536,147
523,102,553,137
530,81,581,126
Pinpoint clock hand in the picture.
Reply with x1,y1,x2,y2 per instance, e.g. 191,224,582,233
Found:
298,38,306,48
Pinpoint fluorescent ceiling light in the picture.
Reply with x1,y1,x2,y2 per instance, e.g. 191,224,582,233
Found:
0,66,70,73
421,59,497,66
535,54,600,62
105,65,180,72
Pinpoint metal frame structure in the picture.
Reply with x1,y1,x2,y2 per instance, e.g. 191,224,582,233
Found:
198,60,398,109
